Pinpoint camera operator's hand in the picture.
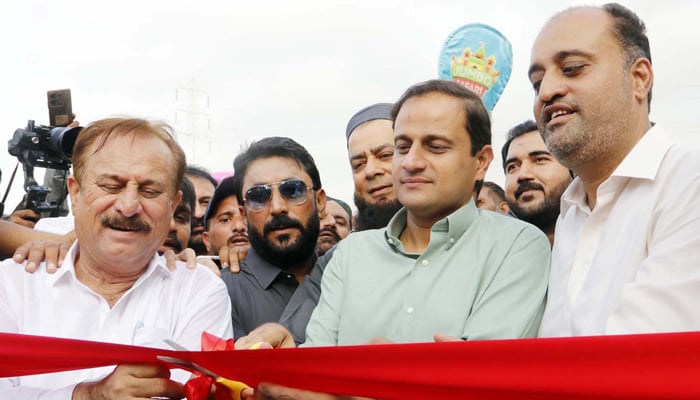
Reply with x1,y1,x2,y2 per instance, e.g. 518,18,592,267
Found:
67,115,79,128
9,208,41,229
14,231,75,273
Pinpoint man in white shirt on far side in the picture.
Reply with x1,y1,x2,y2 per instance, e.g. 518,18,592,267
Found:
530,3,700,336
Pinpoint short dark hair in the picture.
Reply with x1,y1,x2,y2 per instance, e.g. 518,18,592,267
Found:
180,175,196,212
203,175,238,231
391,79,491,156
185,165,218,188
501,120,539,171
603,3,653,109
232,136,322,202
482,181,507,203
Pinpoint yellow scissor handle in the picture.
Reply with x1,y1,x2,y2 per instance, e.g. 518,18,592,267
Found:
215,377,252,400
207,341,263,400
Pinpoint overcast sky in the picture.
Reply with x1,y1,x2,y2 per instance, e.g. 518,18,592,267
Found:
1,0,698,213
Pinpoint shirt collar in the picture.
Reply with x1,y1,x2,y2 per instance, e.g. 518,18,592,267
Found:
560,124,673,213
243,247,317,289
47,242,79,286
612,124,672,180
138,253,172,282
560,177,587,212
48,241,171,287
384,201,479,251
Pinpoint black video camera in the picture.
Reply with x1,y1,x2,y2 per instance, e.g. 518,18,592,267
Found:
23,184,54,214
8,120,81,171
6,120,82,217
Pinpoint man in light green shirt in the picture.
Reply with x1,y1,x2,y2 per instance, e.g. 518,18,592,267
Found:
303,80,550,346
236,79,550,398
305,200,548,345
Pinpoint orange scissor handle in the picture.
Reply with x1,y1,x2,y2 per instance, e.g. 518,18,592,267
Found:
215,377,252,400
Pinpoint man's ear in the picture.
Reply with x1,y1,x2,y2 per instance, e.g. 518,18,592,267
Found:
474,145,495,182
67,175,80,213
240,203,247,218
630,57,653,108
316,188,327,216
172,190,183,213
498,201,511,215
202,231,211,254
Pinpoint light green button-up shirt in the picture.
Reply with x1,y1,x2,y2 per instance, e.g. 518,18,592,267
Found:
304,201,551,346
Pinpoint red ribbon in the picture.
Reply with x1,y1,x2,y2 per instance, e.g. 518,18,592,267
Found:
2,331,700,399
201,331,235,352
184,375,216,400
183,332,237,400
184,375,236,400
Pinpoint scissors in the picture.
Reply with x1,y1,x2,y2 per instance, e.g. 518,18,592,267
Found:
158,355,250,400
159,340,251,400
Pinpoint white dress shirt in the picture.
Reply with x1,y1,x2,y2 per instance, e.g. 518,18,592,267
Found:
540,125,700,337
0,242,233,399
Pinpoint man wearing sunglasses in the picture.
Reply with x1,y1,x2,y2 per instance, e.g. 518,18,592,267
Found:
220,137,327,340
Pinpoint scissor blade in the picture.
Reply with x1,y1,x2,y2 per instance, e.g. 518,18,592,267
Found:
163,339,190,351
157,355,220,378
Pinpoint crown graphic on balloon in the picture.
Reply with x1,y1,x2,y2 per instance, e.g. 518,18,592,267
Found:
449,42,502,97
438,23,512,111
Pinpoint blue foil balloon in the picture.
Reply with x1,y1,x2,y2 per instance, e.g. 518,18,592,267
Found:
438,23,513,111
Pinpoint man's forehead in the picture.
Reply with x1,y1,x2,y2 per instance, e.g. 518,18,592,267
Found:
348,120,393,151
508,131,549,158
328,201,350,218
539,7,607,37
512,130,545,148
84,133,178,179
90,167,169,186
221,194,241,205
217,195,242,211
244,156,311,185
393,93,465,134
532,7,611,59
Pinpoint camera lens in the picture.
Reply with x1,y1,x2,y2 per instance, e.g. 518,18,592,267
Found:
49,126,81,160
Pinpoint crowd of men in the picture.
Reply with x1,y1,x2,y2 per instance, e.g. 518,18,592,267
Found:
1,3,699,399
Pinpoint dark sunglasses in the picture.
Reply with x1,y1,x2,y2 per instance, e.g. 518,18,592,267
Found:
244,179,314,212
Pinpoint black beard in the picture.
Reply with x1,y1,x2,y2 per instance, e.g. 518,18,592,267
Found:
353,193,402,231
247,212,320,269
187,233,208,256
509,180,570,232
162,231,183,253
188,216,207,255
